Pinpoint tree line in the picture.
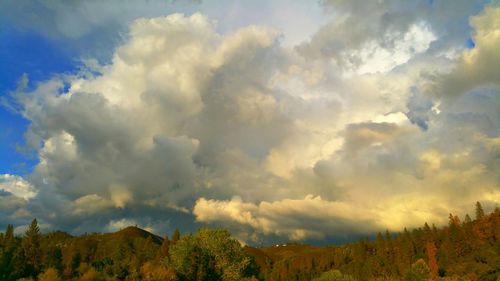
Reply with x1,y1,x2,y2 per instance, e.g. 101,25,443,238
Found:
0,202,499,281
251,202,500,281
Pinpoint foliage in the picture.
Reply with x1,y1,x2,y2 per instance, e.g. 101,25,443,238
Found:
79,268,103,281
172,229,181,245
23,219,42,277
169,228,258,281
312,269,357,281
403,259,431,281
159,235,171,259
37,267,60,281
246,203,500,281
140,261,178,281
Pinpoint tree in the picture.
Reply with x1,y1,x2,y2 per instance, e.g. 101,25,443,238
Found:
449,213,460,226
447,213,465,258
3,224,14,247
475,201,485,220
141,262,177,281
139,236,156,263
463,214,472,225
159,235,171,258
0,224,16,279
71,252,81,277
9,243,28,280
169,228,258,281
400,228,415,269
23,219,42,277
425,242,438,278
45,246,63,272
172,229,181,244
403,259,430,281
112,235,133,280
423,222,431,234
375,232,385,257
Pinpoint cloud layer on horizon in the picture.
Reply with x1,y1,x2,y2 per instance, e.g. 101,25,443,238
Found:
1,1,499,243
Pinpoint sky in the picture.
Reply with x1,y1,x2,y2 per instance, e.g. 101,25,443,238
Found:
0,0,499,244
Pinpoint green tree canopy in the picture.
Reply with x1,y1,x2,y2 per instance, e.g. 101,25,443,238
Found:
403,259,430,281
23,219,42,277
169,228,258,281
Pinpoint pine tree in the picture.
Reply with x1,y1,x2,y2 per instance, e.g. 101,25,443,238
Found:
159,235,171,258
23,218,42,277
423,222,432,242
172,229,181,244
139,236,155,262
464,214,472,224
401,228,415,270
71,252,81,277
448,213,460,226
423,222,431,233
375,232,385,257
3,224,14,250
475,201,485,220
10,244,27,280
0,224,16,279
45,246,63,272
425,242,438,278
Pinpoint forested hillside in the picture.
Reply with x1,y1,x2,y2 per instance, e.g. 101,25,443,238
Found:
249,203,500,281
0,202,498,281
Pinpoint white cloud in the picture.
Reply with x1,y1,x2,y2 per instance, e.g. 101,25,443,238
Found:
0,174,37,200
344,22,436,75
70,194,113,216
301,0,487,64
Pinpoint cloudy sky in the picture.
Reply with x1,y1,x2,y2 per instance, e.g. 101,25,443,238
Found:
0,0,499,244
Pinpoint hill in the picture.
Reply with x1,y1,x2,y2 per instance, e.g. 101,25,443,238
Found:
109,226,164,245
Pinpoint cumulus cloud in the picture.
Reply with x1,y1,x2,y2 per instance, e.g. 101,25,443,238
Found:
0,175,35,229
194,195,377,241
298,0,487,73
434,5,500,98
2,2,499,243
0,174,37,200
8,13,287,235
